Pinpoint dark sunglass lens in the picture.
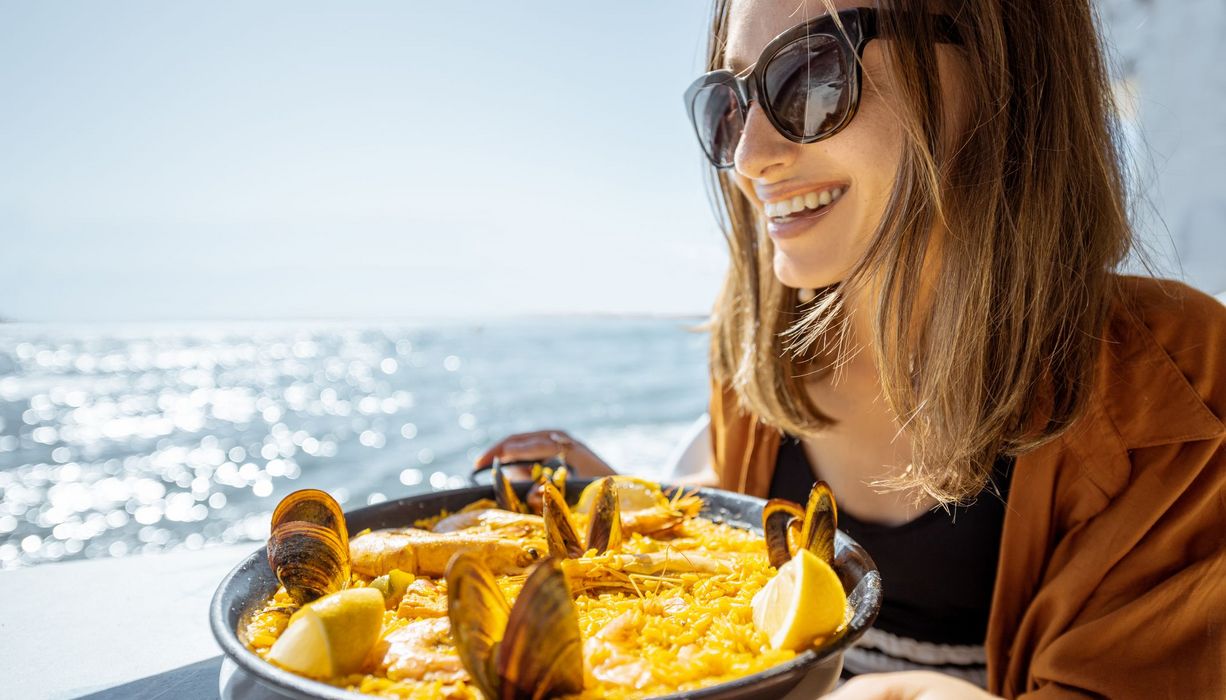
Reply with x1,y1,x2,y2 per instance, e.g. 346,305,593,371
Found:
690,82,744,167
762,34,849,140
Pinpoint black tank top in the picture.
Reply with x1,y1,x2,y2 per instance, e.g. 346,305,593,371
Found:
768,436,1013,686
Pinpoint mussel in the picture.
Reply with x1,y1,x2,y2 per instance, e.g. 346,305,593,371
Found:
540,477,621,559
267,489,351,605
492,459,569,516
492,460,530,514
539,480,585,559
525,463,567,514
762,481,837,569
447,552,584,700
572,476,702,537
538,478,736,593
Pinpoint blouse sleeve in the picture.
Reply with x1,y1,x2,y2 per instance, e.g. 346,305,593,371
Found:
706,376,781,498
1013,437,1226,698
989,277,1226,698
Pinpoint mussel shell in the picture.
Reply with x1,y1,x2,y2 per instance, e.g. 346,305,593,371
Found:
270,489,347,540
267,521,351,605
584,477,623,555
496,558,584,699
762,499,805,569
539,481,585,559
446,551,511,700
800,481,838,565
526,466,569,515
267,489,351,605
493,461,530,514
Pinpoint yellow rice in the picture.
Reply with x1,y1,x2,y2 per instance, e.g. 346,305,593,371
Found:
242,512,820,699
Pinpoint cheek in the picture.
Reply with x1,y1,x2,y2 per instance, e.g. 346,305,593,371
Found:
731,172,757,210
838,82,905,213
813,96,903,283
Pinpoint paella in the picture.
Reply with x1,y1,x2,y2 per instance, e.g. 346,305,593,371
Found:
238,466,849,699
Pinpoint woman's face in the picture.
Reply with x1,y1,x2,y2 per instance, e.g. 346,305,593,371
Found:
724,0,960,290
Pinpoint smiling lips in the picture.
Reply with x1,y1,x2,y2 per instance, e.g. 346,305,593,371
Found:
763,185,847,221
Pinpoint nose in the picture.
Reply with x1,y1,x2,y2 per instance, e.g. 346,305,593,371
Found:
733,101,799,181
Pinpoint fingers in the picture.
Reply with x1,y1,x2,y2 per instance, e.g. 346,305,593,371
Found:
473,430,617,478
826,672,1000,700
473,430,573,470
826,675,911,700
827,674,922,700
494,464,535,481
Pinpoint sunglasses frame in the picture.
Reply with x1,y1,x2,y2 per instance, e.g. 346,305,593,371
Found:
684,8,961,168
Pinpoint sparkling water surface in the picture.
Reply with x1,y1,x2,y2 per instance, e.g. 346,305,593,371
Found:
0,319,709,569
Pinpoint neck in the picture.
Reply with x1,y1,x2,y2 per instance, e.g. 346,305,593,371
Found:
815,282,881,392
800,279,940,520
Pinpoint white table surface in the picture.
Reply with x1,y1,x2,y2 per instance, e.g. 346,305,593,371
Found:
0,544,260,700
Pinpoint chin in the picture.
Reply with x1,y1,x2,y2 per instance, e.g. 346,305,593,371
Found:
773,250,848,291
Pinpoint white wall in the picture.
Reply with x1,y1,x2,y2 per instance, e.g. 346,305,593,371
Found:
1098,0,1226,294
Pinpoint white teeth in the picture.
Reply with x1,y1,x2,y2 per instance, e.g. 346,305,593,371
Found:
765,186,846,219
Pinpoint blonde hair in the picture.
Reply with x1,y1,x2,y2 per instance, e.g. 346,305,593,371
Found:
705,0,1133,502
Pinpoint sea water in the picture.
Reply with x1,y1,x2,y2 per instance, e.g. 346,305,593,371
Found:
0,318,708,568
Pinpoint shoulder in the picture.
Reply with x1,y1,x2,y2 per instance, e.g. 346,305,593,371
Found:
1113,276,1226,381
1020,275,1224,511
1104,275,1226,426
996,278,1226,695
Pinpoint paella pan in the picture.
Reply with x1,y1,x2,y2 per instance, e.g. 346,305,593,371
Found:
210,468,882,699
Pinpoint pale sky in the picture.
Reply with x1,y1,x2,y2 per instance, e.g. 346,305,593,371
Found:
2,2,1220,323
0,1,727,321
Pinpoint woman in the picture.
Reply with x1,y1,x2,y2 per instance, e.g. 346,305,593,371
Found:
476,1,1226,697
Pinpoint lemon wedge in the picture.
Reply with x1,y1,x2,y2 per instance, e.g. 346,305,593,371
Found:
267,607,333,677
575,476,665,514
751,548,846,650
268,588,385,677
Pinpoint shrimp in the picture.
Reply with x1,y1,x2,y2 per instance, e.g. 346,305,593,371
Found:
349,528,546,578
561,550,738,593
376,617,467,682
431,508,544,537
585,611,655,688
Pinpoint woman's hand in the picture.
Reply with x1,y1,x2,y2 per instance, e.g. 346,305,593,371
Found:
826,672,1002,700
473,430,617,478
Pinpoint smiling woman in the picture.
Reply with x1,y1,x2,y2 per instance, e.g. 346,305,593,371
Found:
704,0,1134,507
481,0,1226,698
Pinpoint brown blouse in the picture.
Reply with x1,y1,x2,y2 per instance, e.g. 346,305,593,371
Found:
707,276,1226,698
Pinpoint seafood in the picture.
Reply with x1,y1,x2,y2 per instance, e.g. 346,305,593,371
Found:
562,550,739,594
585,611,655,688
266,489,351,605
394,576,449,618
432,508,544,537
349,527,546,578
447,552,584,700
377,617,466,682
540,477,621,558
490,464,701,538
573,475,704,537
762,481,838,568
538,478,741,592
243,476,849,700
525,462,568,514
492,460,533,515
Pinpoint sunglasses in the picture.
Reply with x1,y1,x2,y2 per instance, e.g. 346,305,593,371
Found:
684,8,961,169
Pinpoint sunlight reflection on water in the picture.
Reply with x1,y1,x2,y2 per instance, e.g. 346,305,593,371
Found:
0,319,707,568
